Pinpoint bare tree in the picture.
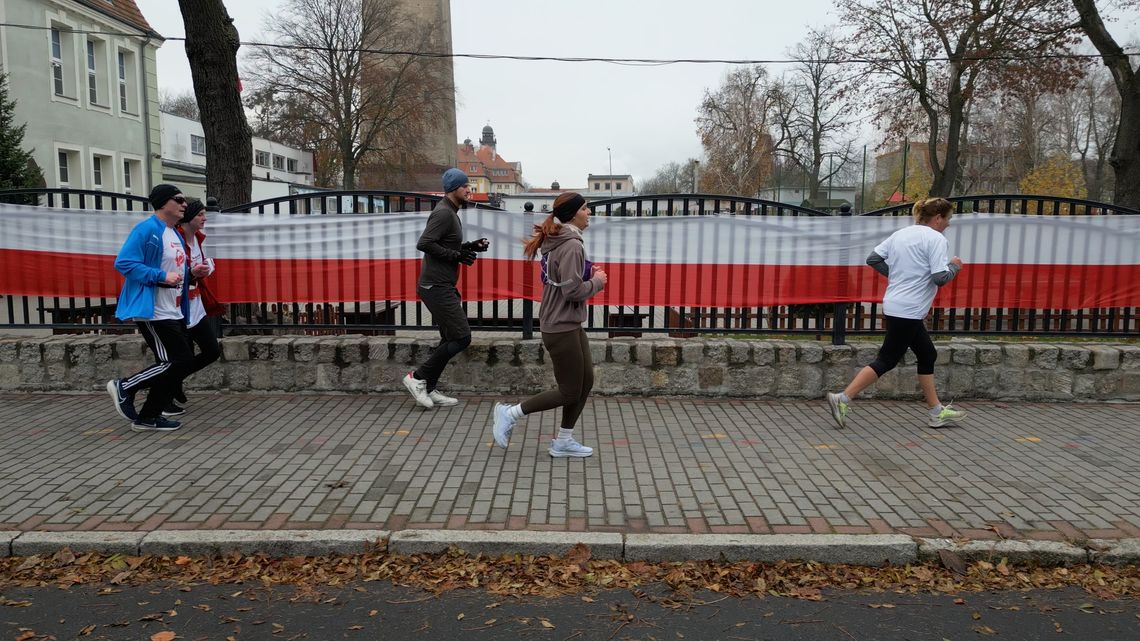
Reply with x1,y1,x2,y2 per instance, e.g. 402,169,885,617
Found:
159,89,200,121
1072,0,1140,208
177,0,252,207
695,66,779,197
638,159,701,195
835,0,1080,197
244,0,452,190
771,29,858,203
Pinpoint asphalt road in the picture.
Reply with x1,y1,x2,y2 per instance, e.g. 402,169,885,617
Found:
1,581,1136,640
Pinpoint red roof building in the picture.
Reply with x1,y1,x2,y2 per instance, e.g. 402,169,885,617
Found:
456,124,526,195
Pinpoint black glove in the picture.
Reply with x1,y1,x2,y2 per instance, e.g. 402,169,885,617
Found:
461,238,490,252
458,249,478,266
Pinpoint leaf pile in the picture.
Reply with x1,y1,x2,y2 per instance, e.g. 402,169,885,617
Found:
0,547,1136,601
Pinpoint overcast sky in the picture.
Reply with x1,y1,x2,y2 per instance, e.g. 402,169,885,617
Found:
135,0,1139,189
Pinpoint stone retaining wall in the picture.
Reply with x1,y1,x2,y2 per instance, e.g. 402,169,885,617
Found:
1,335,1138,401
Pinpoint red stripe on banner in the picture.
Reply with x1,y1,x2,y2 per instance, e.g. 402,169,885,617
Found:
3,249,1139,308
0,250,121,298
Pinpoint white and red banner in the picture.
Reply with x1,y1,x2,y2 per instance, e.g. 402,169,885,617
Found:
2,205,1139,309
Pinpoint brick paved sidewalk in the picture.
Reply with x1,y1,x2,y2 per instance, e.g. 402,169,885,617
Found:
1,393,1137,541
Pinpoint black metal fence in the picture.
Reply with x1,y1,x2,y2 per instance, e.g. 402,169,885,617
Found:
1,188,1136,342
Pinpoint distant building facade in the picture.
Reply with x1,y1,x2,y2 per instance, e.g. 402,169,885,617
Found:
585,174,635,199
1,0,163,194
160,112,314,202
455,124,525,196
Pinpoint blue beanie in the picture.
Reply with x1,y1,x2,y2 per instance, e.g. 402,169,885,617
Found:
442,168,469,193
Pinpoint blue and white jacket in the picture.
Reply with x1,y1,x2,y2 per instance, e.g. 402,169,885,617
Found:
113,214,182,321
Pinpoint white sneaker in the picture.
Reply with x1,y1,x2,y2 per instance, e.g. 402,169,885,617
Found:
402,373,433,409
428,390,458,407
492,403,517,449
549,437,593,458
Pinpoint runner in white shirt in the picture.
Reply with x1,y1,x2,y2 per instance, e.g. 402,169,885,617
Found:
826,198,967,429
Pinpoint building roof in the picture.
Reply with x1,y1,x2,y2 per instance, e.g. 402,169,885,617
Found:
456,142,521,185
75,0,160,37
587,174,633,181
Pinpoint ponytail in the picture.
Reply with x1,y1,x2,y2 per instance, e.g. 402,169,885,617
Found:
522,214,561,259
912,197,953,224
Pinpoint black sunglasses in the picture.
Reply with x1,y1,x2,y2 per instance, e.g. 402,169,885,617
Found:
172,196,187,204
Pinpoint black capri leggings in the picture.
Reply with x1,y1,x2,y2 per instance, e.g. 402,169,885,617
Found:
869,315,937,376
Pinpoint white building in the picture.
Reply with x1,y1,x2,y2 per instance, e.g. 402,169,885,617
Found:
0,0,163,194
757,184,858,211
499,181,584,213
160,112,314,202
585,174,635,199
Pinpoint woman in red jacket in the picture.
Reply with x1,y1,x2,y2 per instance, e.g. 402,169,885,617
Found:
168,199,224,413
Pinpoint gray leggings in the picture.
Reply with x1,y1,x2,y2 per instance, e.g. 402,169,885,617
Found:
520,328,594,430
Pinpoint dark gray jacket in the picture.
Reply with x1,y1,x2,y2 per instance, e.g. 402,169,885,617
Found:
416,198,464,287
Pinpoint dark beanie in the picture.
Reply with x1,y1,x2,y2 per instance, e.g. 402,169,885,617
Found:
149,183,182,210
180,200,206,224
552,192,586,223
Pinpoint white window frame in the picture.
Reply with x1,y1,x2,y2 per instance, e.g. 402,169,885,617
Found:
191,134,206,156
57,150,71,185
254,150,270,167
89,149,115,189
54,145,83,188
117,51,128,110
51,29,65,96
120,153,144,194
287,158,298,173
115,47,140,119
272,154,285,170
86,40,98,104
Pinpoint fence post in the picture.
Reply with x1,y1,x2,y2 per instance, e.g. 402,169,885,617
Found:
522,299,534,340
832,303,846,345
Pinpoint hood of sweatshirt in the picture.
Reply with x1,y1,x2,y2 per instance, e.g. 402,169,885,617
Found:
541,224,583,254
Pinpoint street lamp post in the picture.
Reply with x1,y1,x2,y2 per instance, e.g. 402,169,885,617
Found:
607,147,613,197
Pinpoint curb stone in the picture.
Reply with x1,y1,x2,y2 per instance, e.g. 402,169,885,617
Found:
1087,538,1140,566
12,531,145,556
1,530,1136,566
138,530,388,557
0,531,15,557
917,538,1088,566
624,533,917,566
388,529,624,559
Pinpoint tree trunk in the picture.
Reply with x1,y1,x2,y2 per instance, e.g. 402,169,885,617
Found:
178,0,252,209
1073,0,1139,209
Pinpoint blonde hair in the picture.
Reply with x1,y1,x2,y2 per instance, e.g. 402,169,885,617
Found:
912,197,953,224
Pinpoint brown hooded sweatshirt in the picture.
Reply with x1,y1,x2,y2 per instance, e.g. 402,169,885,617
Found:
538,224,605,333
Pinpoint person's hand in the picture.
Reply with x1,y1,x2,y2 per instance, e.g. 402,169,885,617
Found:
593,267,608,286
950,256,963,268
458,249,478,266
191,263,211,278
163,271,183,287
462,238,490,252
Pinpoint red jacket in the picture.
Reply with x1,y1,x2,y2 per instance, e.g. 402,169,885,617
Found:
181,228,224,317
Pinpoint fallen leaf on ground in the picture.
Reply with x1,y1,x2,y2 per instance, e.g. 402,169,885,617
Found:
939,550,967,576
540,619,555,629
974,625,996,635
150,631,176,641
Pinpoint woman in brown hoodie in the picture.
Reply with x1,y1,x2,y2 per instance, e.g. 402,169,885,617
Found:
492,192,608,457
